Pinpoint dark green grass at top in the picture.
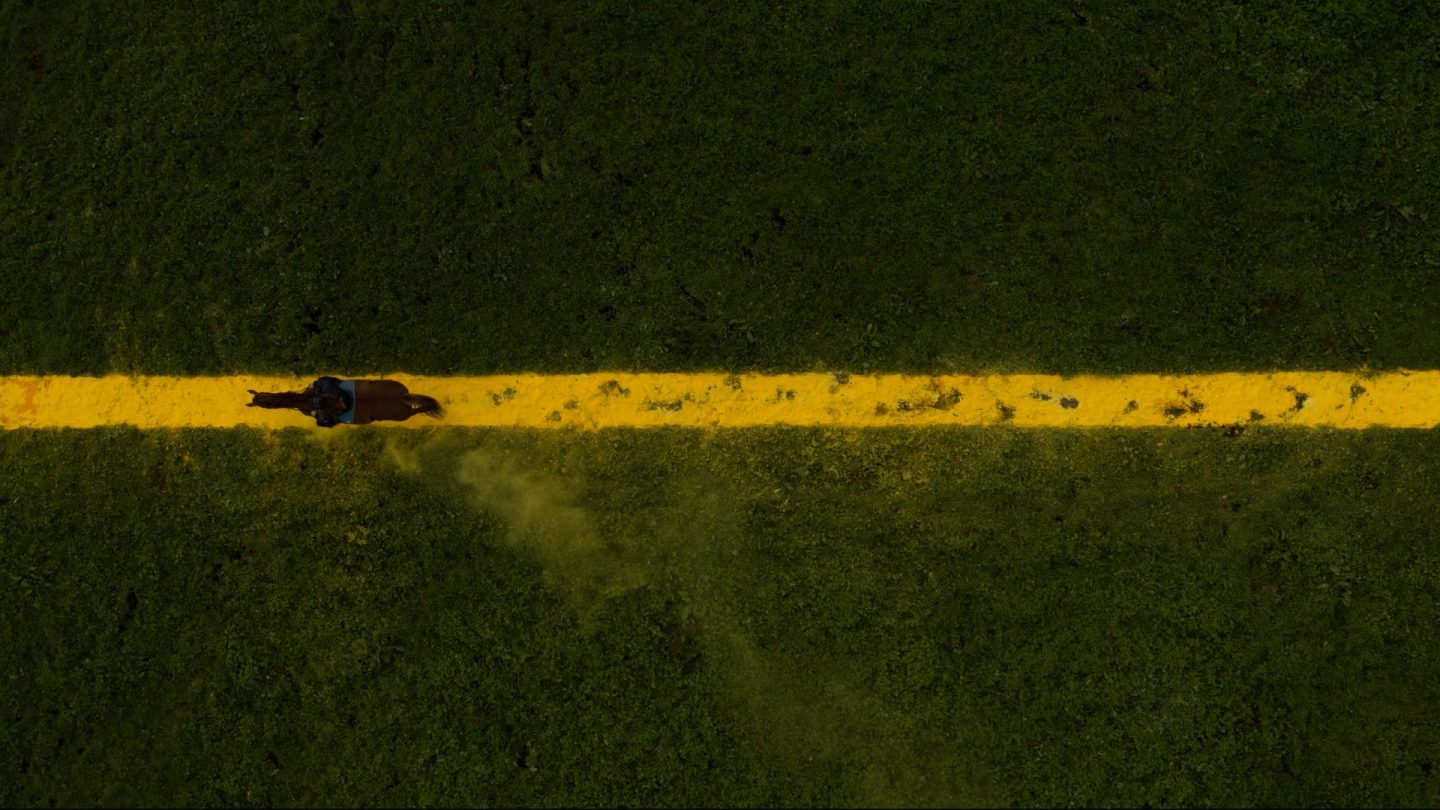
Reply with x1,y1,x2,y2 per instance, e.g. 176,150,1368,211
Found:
4,0,1440,376
2,426,1438,807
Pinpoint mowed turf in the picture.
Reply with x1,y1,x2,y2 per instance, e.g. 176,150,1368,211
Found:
5,0,1440,806
2,427,1439,806
3,0,1440,376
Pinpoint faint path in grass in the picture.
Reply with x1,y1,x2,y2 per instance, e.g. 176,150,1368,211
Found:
388,431,1006,806
3,370,1440,429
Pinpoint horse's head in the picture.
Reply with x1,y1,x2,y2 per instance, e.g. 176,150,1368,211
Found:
246,389,312,410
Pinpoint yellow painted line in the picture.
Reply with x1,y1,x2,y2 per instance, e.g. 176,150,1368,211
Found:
2,371,1438,429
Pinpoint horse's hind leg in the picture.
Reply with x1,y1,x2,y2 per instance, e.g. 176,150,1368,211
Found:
346,380,415,424
352,395,419,424
355,379,409,399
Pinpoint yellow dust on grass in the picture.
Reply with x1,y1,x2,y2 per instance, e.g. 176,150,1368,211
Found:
2,370,1439,429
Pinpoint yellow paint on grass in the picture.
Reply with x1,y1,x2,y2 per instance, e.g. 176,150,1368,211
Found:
2,371,1439,429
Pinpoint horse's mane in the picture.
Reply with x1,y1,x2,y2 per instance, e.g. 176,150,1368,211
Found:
247,390,310,410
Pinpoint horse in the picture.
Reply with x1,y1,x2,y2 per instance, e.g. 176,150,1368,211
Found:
246,377,444,427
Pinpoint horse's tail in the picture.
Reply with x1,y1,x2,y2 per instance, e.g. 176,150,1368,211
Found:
402,394,445,419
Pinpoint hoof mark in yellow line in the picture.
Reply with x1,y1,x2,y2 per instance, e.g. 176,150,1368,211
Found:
2,372,1439,429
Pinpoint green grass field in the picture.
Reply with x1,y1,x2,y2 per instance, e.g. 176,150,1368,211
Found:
4,0,1440,806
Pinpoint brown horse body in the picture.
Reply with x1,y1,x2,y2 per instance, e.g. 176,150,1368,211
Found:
247,379,444,426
